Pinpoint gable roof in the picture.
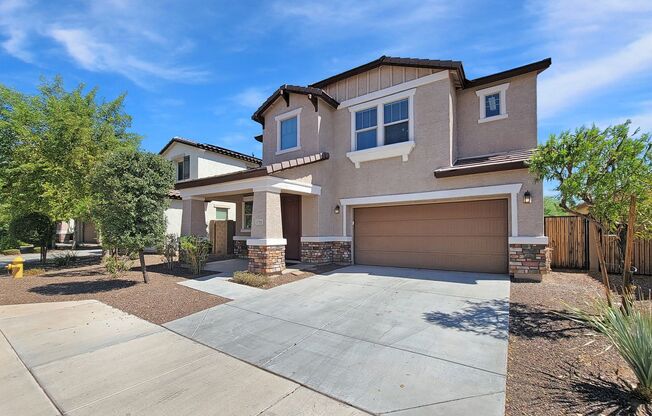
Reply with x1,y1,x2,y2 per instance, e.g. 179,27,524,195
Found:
175,152,329,190
159,137,262,165
251,85,339,125
310,56,467,89
251,56,551,127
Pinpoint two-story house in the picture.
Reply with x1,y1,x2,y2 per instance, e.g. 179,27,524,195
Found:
159,137,261,239
174,56,551,279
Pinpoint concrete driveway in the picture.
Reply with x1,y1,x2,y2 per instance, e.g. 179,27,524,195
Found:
166,265,510,415
0,300,366,415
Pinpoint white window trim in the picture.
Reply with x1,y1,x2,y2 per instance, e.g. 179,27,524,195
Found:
241,196,253,232
275,108,302,155
347,89,415,167
476,83,509,123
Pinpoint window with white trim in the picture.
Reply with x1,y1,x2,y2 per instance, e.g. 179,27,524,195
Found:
275,108,302,154
476,83,509,123
349,89,414,152
241,197,253,231
354,107,377,150
177,155,190,181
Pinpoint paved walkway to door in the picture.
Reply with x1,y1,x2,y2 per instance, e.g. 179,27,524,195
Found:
166,265,511,415
0,300,366,415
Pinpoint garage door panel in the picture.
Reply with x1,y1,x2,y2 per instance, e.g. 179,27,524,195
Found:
354,250,507,274
354,199,508,273
355,200,506,222
354,218,507,237
355,236,508,255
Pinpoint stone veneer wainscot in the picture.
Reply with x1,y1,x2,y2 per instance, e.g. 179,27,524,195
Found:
509,243,550,281
233,239,248,259
248,244,285,274
301,241,352,264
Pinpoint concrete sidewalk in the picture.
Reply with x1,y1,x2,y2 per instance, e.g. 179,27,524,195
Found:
179,258,265,300
0,300,366,416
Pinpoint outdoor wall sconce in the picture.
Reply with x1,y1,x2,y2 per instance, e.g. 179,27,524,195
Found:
523,191,532,204
334,205,341,214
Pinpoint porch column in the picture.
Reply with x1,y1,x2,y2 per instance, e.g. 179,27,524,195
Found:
181,197,207,237
248,190,286,274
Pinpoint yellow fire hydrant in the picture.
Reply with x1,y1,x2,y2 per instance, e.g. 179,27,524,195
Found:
6,256,24,278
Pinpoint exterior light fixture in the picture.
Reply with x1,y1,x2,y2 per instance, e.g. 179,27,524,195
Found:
334,205,341,214
523,191,532,204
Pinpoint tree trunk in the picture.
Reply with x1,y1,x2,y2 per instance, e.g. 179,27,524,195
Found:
592,222,612,306
622,195,637,312
41,245,47,263
139,249,148,283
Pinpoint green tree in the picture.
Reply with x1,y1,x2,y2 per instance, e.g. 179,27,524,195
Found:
0,76,140,223
543,196,569,216
530,121,652,303
91,149,174,283
9,212,54,262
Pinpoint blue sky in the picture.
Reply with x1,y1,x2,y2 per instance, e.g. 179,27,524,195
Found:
2,0,652,195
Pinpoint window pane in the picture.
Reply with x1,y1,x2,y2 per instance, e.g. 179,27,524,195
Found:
485,93,500,117
384,99,408,124
177,162,183,181
385,121,409,145
215,208,228,221
243,201,253,229
244,201,253,215
355,108,377,130
356,129,377,150
183,156,190,179
280,117,298,150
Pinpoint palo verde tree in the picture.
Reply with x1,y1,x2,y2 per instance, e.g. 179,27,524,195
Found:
91,149,174,283
530,121,652,303
0,76,140,224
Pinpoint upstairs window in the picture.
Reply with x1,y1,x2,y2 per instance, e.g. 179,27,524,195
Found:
383,99,409,145
280,117,298,150
355,107,377,150
349,90,414,152
476,83,509,123
177,155,190,181
275,108,302,154
485,93,500,117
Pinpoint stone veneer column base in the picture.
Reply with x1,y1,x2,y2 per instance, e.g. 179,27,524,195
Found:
509,244,550,282
301,241,352,264
233,240,248,259
248,245,285,274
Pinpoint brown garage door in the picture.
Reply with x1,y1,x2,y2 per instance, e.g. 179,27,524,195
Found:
354,199,508,273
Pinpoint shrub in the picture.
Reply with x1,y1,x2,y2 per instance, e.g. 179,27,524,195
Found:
0,227,18,251
232,271,269,288
1,249,20,256
567,294,652,402
52,250,78,267
180,236,211,275
159,234,179,270
103,254,134,278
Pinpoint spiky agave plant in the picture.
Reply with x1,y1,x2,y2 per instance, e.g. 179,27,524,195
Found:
568,293,652,402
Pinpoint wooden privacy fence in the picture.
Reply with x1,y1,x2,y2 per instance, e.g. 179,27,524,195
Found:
208,220,235,256
544,216,652,275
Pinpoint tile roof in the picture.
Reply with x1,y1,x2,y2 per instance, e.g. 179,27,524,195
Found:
434,148,534,178
159,137,262,165
175,152,329,190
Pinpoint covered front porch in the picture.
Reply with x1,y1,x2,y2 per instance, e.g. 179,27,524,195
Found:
177,170,323,274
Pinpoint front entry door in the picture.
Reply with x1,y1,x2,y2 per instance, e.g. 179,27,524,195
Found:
281,194,301,260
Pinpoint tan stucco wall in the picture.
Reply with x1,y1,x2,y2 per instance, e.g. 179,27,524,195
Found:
455,73,538,159
246,67,544,242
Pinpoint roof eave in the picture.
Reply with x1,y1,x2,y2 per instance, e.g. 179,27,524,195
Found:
463,58,552,89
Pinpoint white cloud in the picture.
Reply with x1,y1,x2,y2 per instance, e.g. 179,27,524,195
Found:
531,0,652,119
0,1,209,86
233,87,269,109
538,32,652,118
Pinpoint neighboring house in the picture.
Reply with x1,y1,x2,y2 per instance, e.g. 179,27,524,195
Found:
159,137,262,239
174,56,551,279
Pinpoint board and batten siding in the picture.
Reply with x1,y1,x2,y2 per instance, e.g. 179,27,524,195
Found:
323,66,441,102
